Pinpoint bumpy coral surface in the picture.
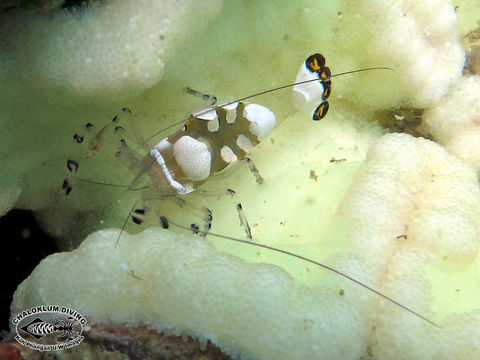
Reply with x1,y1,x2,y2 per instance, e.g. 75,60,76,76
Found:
12,133,480,359
4,0,480,359
421,76,480,173
0,0,466,231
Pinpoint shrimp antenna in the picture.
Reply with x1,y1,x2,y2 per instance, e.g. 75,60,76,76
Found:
141,63,394,144
163,217,439,329
194,66,394,118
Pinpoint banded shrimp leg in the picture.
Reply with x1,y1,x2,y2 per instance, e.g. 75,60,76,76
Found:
64,102,259,242
63,108,216,238
113,100,265,241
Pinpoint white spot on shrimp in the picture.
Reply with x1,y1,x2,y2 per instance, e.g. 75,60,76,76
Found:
236,134,254,153
220,145,238,163
243,103,276,141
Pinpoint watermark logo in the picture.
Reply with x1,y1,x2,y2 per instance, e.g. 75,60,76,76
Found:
12,305,86,351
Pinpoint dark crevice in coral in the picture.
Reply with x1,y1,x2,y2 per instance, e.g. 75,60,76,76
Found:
0,0,98,13
464,26,480,76
0,209,58,335
62,0,97,9
375,106,429,138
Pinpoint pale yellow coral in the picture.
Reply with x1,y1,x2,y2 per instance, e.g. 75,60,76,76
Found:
1,0,223,99
0,0,465,223
4,0,480,359
456,0,480,38
421,76,480,173
332,0,465,110
12,133,480,359
0,0,224,218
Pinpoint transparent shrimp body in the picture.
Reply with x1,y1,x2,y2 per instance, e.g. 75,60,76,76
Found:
134,53,330,200
63,54,329,233
59,54,438,327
